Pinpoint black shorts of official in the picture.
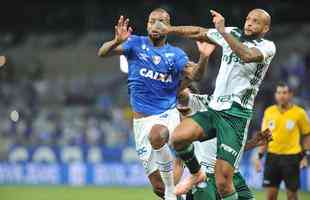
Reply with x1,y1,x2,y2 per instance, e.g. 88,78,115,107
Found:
263,152,302,191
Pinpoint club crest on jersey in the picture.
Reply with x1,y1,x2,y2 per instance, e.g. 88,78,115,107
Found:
140,68,172,83
152,56,161,65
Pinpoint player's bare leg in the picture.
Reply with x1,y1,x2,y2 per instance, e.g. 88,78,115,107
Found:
148,170,165,198
266,187,279,200
171,118,208,195
287,189,298,200
149,124,176,200
215,159,236,199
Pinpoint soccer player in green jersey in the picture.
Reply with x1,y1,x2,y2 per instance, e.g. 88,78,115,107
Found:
157,9,276,200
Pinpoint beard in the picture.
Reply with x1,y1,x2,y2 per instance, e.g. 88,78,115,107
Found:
242,31,261,40
148,33,166,44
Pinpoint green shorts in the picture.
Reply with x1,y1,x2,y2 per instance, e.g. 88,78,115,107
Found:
191,102,251,168
193,172,254,200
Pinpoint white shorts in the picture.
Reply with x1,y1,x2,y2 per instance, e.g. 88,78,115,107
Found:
133,108,180,176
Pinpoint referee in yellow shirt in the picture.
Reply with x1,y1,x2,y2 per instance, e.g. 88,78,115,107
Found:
255,83,310,200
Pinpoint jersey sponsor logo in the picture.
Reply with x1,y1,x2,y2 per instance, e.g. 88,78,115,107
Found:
159,113,168,118
196,181,208,188
210,31,222,40
222,52,244,65
137,147,147,156
286,120,295,130
220,144,238,157
217,95,232,103
165,53,175,58
139,68,172,83
138,53,149,61
152,55,161,65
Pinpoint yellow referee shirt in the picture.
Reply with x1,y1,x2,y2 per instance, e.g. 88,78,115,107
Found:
262,105,310,155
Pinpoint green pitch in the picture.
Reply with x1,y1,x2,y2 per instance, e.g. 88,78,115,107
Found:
0,186,309,200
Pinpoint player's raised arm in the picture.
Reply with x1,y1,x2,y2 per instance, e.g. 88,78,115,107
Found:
97,16,133,57
183,41,216,82
154,20,212,42
210,10,270,63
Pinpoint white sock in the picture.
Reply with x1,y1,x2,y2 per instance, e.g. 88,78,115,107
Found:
154,144,176,200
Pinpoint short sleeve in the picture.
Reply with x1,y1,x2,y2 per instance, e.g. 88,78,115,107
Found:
122,35,139,57
298,109,310,135
206,27,237,47
261,110,269,131
174,49,189,72
254,41,276,63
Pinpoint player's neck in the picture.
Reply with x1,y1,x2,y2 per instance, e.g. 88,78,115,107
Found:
278,103,292,112
148,36,167,47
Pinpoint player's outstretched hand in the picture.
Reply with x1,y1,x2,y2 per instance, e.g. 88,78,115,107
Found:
255,128,272,146
196,41,216,57
210,10,225,34
114,16,133,44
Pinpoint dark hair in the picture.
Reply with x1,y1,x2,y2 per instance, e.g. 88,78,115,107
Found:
276,82,292,92
150,8,171,23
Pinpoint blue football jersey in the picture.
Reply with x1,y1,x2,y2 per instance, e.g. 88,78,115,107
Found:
122,35,189,115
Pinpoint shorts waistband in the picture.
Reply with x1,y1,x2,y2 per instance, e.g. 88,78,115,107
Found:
133,108,177,123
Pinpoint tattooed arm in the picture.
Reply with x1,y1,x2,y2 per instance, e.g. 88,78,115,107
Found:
210,10,264,63
168,26,212,42
220,32,263,63
183,42,216,85
154,21,213,42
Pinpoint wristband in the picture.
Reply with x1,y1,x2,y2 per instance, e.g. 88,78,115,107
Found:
258,152,264,160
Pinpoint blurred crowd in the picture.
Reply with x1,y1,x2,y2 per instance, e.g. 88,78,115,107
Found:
0,76,135,161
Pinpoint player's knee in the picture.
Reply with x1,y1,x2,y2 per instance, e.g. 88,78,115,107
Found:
287,190,298,200
267,192,277,200
170,130,186,150
215,169,234,195
149,124,169,149
216,176,231,196
152,182,165,198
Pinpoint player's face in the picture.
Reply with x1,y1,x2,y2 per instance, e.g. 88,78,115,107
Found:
275,86,292,106
147,11,170,40
244,11,269,37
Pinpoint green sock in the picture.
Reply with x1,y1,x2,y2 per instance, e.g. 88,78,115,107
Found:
176,144,201,174
222,191,238,200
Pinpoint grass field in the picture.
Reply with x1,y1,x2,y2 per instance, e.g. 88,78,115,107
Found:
0,186,310,200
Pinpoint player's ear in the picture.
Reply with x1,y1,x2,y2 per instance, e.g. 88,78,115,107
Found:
263,25,269,34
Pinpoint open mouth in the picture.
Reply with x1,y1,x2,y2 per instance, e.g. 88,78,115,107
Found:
150,30,161,37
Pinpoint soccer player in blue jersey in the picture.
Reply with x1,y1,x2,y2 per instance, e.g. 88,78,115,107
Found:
98,8,210,200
